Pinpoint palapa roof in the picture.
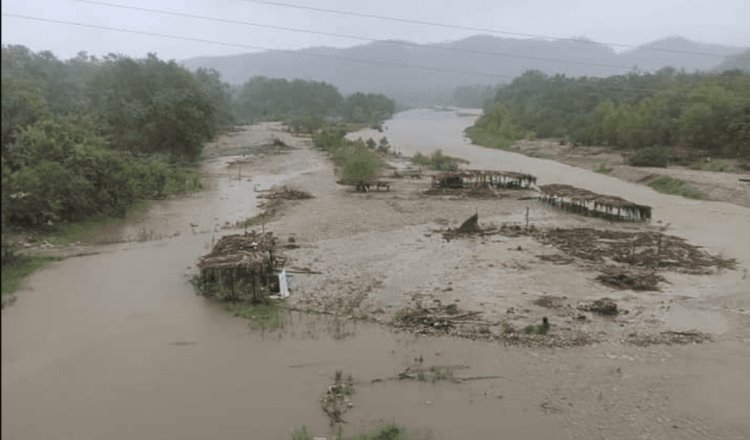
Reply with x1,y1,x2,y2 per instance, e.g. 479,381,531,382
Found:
434,169,537,181
538,184,650,211
198,231,282,271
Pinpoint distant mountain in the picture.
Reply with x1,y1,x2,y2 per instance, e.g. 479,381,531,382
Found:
714,49,750,73
617,36,743,72
182,35,746,105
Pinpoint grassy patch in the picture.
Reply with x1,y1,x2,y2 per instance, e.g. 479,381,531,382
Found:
464,126,518,151
234,199,284,229
648,176,706,200
411,150,468,171
595,163,614,174
688,159,733,172
1,255,57,296
42,200,149,245
226,301,285,330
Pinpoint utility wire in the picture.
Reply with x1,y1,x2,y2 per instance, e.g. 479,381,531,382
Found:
4,12,750,103
77,0,635,72
243,0,730,58
1,13,516,79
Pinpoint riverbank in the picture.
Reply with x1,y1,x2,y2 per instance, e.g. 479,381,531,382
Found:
3,115,750,439
479,137,750,208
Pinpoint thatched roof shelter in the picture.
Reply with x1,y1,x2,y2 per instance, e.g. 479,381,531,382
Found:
538,184,651,222
196,231,287,302
432,170,537,189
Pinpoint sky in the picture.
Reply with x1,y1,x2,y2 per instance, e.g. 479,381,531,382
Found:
2,0,748,60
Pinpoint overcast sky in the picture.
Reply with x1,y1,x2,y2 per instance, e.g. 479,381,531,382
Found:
2,0,748,60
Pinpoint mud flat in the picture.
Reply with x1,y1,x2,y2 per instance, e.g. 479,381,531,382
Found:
3,119,750,440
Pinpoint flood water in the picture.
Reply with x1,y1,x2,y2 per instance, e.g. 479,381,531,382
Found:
3,111,749,440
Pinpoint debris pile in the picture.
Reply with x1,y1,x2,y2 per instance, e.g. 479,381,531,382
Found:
539,184,651,222
194,231,287,303
393,302,482,336
257,186,313,200
320,371,354,426
596,267,663,291
537,228,736,274
578,298,619,316
624,331,711,346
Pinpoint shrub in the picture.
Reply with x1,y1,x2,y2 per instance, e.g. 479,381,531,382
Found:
629,146,670,167
648,176,706,199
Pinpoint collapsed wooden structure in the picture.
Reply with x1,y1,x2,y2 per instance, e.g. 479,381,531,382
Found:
538,184,651,222
431,170,537,190
196,231,286,302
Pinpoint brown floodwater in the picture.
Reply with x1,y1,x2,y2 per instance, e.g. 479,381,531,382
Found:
4,115,749,440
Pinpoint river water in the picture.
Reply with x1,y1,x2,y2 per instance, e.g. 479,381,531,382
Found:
3,112,749,440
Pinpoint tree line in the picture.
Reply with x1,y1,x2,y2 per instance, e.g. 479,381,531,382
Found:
1,45,397,243
468,68,750,160
234,76,396,129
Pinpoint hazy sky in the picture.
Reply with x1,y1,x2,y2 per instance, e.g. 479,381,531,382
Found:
2,0,748,60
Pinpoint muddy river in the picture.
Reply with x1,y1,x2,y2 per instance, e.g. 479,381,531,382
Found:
3,112,749,440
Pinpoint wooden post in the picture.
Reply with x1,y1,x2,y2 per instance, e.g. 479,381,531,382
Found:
525,207,530,229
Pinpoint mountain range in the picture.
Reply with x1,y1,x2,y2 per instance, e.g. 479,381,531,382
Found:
182,35,748,105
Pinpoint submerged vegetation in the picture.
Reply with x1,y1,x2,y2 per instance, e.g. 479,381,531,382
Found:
292,423,417,440
468,69,750,159
647,176,707,199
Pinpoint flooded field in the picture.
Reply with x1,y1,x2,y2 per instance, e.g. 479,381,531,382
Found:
3,113,750,440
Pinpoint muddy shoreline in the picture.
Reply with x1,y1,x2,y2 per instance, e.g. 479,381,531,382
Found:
3,114,750,439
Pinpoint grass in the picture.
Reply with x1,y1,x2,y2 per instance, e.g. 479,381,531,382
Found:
1,255,57,297
464,127,518,151
234,199,284,229
648,176,707,200
411,150,468,171
688,159,734,172
226,301,285,330
595,163,614,174
292,423,418,440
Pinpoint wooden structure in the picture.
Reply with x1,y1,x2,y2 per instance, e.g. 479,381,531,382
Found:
196,231,286,302
431,170,537,190
538,184,651,222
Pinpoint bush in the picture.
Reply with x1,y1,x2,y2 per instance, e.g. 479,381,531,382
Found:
341,146,383,184
629,146,670,167
648,176,706,199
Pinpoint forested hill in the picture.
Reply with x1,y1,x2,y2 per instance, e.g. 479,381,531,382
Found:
183,35,746,105
467,69,750,160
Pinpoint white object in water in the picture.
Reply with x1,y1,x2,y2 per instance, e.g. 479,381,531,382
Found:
278,269,289,298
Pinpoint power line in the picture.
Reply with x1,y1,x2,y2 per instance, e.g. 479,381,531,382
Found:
77,0,635,72
243,0,730,58
0,13,515,80
4,12,749,103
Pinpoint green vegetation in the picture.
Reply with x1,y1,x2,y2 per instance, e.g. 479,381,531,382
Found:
234,77,396,129
628,146,670,167
647,176,707,199
1,46,221,233
469,69,750,159
688,159,734,172
313,127,384,187
226,301,285,331
465,104,521,150
1,255,57,295
292,423,417,440
411,150,467,171
594,163,614,174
